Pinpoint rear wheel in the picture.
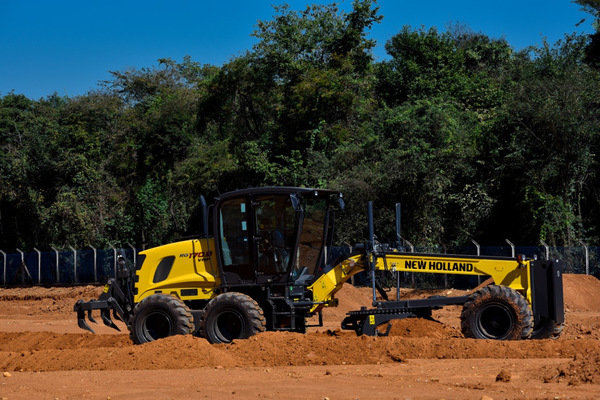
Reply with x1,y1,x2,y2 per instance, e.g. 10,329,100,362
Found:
128,294,194,344
530,316,565,339
461,285,533,340
199,292,266,344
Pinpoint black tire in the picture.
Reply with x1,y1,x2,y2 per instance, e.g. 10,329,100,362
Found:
460,285,533,340
198,292,266,344
128,294,194,344
530,316,565,339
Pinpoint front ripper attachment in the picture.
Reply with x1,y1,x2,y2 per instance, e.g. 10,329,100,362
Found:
74,280,132,333
74,255,134,334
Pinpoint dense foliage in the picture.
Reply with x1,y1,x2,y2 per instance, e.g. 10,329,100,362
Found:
2,0,600,251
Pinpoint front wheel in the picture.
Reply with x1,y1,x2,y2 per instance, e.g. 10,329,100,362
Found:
198,292,266,344
461,285,533,340
128,294,194,344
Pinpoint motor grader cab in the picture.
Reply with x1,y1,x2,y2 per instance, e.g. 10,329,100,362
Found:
75,187,565,344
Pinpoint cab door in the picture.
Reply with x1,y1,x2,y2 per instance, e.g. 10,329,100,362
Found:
252,195,296,279
217,193,297,285
218,196,254,283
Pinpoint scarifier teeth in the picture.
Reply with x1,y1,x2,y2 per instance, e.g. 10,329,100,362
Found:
77,310,96,334
112,308,123,322
87,309,97,324
101,309,121,331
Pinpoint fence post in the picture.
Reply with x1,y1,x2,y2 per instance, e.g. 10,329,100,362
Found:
402,238,415,253
109,244,117,278
89,245,97,283
505,239,515,258
0,250,5,285
16,249,24,284
15,249,32,284
68,246,77,283
51,246,60,283
33,248,41,284
471,239,480,256
578,240,589,275
540,240,550,260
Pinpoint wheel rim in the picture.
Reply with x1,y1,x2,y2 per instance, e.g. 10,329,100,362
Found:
477,302,515,339
213,308,246,343
141,310,173,341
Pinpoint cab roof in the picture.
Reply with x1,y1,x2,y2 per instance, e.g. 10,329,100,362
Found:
214,186,342,202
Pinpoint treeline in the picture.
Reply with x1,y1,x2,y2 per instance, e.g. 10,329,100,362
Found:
1,1,600,251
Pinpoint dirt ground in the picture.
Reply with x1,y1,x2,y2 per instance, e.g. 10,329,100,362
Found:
1,274,600,400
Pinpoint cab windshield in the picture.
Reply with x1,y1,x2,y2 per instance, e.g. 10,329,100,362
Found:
294,198,328,277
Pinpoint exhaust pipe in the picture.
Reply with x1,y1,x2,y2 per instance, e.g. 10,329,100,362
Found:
200,195,209,238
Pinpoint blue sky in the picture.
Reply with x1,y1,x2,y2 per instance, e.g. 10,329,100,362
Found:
0,1,594,100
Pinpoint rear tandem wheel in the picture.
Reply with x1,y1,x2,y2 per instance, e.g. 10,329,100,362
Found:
198,292,266,344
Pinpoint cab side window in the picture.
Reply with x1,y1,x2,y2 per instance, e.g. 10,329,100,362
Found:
219,198,252,280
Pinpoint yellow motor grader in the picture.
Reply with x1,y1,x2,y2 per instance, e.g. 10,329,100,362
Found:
74,187,564,343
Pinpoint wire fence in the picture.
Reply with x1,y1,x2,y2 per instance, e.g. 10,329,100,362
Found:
0,247,137,286
0,243,598,287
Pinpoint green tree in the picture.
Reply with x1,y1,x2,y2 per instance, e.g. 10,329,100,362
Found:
486,35,600,245
197,0,382,189
574,0,600,67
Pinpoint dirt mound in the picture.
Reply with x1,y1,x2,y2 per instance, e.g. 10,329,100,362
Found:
0,285,104,317
0,332,236,371
542,351,600,385
563,273,600,312
0,285,102,301
319,284,466,326
387,317,461,338
3,329,600,373
321,283,371,319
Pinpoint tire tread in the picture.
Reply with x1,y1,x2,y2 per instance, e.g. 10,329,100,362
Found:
198,292,266,343
460,285,533,340
127,294,194,344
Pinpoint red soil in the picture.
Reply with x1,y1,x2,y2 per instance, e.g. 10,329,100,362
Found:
0,274,599,399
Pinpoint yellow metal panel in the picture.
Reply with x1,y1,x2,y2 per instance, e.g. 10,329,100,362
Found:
308,252,534,312
134,238,220,303
308,255,364,312
376,253,531,302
